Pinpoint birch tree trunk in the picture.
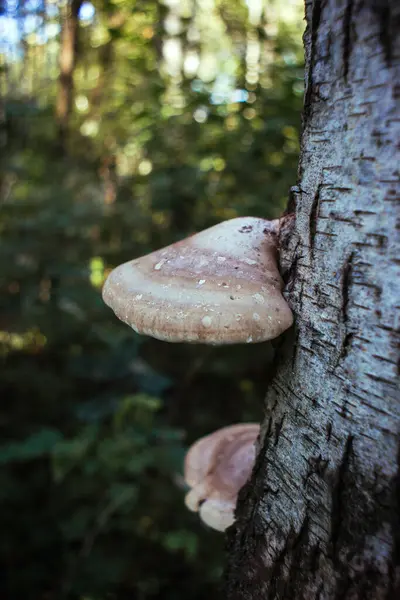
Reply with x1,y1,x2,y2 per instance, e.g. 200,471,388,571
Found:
225,1,399,598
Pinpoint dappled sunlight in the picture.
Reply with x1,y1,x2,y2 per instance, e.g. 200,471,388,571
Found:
0,327,47,355
89,256,105,288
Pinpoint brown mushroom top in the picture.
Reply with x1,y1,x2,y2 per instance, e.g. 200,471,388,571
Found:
102,216,293,344
184,423,260,531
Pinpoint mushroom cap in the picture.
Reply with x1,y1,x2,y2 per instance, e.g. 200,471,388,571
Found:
199,499,236,532
184,423,260,489
102,217,293,345
183,423,259,531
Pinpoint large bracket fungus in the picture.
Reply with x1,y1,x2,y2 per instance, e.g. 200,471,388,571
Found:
184,423,260,531
102,217,293,344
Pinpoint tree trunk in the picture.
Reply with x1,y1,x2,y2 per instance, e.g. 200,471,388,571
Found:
55,0,83,153
225,1,399,598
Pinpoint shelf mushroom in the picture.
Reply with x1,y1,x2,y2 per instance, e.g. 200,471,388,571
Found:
102,217,293,344
184,423,260,531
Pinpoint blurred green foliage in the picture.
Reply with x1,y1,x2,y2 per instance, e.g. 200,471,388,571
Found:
0,0,304,598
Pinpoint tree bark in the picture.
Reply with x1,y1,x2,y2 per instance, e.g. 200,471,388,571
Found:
225,1,399,598
55,0,83,153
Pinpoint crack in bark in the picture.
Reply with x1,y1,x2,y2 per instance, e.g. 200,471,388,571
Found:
286,515,316,599
309,183,322,252
335,252,355,364
305,454,330,485
315,581,324,599
343,0,355,81
274,414,286,446
387,438,400,598
291,328,300,370
303,0,323,127
268,513,311,600
263,329,296,393
329,434,354,557
287,185,302,215
369,0,396,67
285,242,301,292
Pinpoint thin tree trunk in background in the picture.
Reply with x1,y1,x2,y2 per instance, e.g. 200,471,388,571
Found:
55,0,82,153
89,40,112,110
225,0,399,598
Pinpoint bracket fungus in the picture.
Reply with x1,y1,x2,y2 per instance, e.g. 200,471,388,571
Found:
184,423,260,531
102,216,293,344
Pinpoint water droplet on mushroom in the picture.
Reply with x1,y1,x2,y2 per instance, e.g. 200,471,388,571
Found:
252,293,265,304
154,259,166,271
202,316,213,328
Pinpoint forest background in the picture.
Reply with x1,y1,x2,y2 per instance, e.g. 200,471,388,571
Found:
0,0,304,598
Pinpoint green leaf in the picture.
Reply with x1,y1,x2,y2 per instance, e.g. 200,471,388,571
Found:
162,530,198,559
0,428,63,464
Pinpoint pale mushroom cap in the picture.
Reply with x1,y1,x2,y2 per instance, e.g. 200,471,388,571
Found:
184,482,210,512
199,499,235,532
102,217,293,344
184,423,260,488
183,423,260,531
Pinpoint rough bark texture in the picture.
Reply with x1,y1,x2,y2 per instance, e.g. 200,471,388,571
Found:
225,1,399,598
55,0,83,153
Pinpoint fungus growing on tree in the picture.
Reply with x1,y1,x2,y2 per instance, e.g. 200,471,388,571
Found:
184,423,260,531
102,217,293,344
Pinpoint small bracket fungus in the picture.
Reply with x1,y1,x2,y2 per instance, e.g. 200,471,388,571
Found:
184,423,260,532
102,217,293,344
